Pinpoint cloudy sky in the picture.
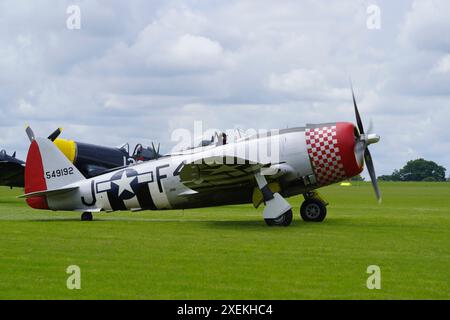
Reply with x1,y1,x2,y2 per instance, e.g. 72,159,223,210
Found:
0,0,449,177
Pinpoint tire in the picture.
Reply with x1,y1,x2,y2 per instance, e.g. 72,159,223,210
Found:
81,212,93,221
265,209,293,227
300,199,327,222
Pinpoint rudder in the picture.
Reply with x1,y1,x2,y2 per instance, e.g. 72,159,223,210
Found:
25,137,85,209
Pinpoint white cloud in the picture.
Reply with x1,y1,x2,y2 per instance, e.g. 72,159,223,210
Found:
0,0,449,178
400,0,450,52
267,69,349,101
432,54,450,74
169,34,227,69
17,99,35,116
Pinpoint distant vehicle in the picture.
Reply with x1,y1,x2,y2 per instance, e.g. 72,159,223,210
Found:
0,127,161,188
19,90,381,227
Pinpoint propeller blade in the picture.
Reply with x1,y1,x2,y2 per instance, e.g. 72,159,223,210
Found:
47,127,63,141
364,148,382,203
355,140,366,167
350,85,381,203
351,87,365,135
25,126,35,142
367,119,373,135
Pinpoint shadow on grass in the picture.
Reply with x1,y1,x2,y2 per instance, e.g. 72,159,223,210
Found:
206,217,381,231
30,218,84,222
206,219,308,230
29,218,272,226
0,201,25,205
26,216,361,230
28,217,293,229
207,220,267,229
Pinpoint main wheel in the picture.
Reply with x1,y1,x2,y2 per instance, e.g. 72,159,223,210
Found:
265,209,293,227
300,199,327,222
81,212,93,221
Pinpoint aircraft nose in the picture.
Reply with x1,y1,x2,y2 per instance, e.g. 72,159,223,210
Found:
304,122,363,186
334,122,364,175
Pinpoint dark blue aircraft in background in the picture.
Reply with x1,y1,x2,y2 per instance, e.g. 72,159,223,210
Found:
0,128,161,188
0,149,25,188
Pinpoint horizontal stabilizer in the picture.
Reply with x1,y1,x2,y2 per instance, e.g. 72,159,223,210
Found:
18,186,79,199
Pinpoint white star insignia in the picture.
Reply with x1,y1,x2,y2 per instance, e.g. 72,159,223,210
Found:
113,171,136,197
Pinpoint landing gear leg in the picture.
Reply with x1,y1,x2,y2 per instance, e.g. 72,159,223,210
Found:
300,191,328,222
81,212,93,221
254,172,292,227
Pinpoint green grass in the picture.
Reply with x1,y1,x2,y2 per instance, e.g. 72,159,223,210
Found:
0,182,449,299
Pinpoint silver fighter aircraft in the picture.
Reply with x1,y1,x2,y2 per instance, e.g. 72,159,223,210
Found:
19,92,380,226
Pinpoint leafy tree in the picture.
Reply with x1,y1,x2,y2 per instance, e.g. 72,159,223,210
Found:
389,169,402,181
378,159,446,182
378,175,393,181
398,159,446,182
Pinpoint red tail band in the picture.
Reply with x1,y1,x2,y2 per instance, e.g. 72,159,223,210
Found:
24,140,49,209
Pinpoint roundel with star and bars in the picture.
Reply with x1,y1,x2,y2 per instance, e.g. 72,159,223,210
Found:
100,168,157,211
110,169,139,200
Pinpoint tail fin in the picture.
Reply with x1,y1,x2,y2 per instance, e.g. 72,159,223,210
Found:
25,137,85,209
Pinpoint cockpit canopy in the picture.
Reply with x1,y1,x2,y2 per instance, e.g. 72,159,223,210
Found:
132,144,161,161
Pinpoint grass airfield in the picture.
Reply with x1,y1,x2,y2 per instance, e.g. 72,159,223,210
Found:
0,182,448,299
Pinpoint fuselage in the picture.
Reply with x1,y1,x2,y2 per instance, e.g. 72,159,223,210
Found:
43,122,363,212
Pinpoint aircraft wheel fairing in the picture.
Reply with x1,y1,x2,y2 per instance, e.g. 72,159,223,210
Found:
81,212,93,221
300,199,327,222
265,209,293,227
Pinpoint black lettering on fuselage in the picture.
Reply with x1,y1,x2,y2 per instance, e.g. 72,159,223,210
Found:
156,164,170,193
81,180,96,206
173,161,185,177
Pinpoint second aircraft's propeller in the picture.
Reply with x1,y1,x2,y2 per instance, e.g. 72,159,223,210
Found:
26,126,63,142
25,126,35,142
351,87,382,203
47,127,63,141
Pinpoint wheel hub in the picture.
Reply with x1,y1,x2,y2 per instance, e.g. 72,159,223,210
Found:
305,203,321,219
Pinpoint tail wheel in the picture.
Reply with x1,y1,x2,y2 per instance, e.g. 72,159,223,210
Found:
81,212,93,221
300,199,327,222
265,209,293,227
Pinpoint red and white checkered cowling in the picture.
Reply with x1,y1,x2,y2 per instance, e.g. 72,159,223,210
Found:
305,122,363,186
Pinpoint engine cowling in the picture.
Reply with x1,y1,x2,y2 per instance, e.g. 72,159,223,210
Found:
305,122,363,186
53,138,130,178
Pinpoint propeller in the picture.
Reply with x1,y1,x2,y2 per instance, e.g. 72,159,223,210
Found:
25,126,35,142
47,127,63,141
351,86,382,203
26,126,63,142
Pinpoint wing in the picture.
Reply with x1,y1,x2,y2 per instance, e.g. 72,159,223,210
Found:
179,155,274,191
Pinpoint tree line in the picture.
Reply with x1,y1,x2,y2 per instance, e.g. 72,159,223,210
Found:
378,158,447,182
